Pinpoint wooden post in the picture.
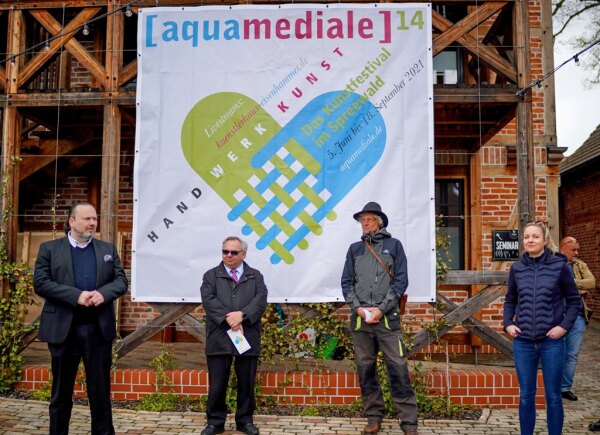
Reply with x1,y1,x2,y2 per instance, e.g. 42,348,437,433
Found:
100,103,121,245
541,0,557,145
105,3,123,93
99,3,124,245
1,10,24,297
514,0,535,238
541,0,561,241
469,150,483,347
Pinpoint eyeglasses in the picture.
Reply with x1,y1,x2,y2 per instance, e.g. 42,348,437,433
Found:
222,249,242,256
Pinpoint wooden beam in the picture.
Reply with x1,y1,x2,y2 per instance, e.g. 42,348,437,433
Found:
117,303,198,358
0,65,5,90
30,8,106,87
514,0,535,230
432,2,507,56
19,132,95,181
407,284,506,356
1,10,24,298
541,0,557,146
436,293,513,358
119,60,137,87
177,314,205,343
434,86,519,104
18,8,100,88
1,107,21,298
105,3,124,90
1,90,136,107
468,149,483,346
432,11,517,83
100,103,121,244
477,106,516,146
438,270,508,285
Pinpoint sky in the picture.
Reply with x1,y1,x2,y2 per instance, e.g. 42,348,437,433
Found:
553,17,600,156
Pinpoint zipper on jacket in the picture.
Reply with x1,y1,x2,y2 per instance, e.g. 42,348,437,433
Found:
533,260,538,339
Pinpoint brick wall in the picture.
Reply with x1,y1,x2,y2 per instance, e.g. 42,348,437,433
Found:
560,168,600,314
22,176,90,229
18,366,546,409
70,41,97,88
21,156,134,231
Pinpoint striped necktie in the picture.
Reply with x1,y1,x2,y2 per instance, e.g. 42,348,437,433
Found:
231,269,239,283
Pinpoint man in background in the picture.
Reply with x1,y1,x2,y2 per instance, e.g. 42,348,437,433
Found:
34,202,128,435
559,236,596,401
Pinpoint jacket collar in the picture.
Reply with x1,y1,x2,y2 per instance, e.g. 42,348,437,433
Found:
361,228,391,244
520,248,565,265
218,261,251,278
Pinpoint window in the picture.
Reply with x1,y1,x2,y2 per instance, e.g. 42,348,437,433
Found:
432,4,467,85
435,179,465,269
433,49,462,84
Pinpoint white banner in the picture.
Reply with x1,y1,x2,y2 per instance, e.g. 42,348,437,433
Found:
132,4,435,303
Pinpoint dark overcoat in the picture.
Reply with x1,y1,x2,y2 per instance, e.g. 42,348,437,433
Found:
200,262,268,356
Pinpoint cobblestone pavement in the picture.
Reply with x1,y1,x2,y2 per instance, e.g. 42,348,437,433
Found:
2,321,599,434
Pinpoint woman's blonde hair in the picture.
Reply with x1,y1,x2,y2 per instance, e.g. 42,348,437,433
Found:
524,221,558,254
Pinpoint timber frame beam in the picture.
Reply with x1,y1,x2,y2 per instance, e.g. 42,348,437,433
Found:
432,2,517,83
112,271,512,360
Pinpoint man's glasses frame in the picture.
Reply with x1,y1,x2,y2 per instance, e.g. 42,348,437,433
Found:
222,249,242,256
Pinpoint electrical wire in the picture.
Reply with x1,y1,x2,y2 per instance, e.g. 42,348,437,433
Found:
517,36,600,96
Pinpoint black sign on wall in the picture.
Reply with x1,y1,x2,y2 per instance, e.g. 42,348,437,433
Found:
492,230,520,261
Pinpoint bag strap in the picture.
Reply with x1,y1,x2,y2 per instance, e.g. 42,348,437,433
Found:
364,240,408,314
364,240,393,280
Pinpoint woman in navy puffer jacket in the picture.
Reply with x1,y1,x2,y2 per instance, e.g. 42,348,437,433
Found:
503,221,581,435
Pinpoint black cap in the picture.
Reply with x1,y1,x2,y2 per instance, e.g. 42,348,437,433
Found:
353,202,388,228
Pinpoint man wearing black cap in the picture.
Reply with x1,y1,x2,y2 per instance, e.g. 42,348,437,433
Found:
341,202,418,435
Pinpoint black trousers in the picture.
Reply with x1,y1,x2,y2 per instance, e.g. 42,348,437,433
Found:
48,322,114,435
206,354,258,427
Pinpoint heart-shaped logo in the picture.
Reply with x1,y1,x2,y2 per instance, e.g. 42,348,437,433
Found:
181,91,386,264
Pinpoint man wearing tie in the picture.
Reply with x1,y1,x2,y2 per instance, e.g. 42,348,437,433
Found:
34,202,128,435
200,236,268,435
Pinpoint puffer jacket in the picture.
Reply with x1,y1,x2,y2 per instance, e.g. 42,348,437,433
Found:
341,229,408,329
503,248,581,341
200,262,268,356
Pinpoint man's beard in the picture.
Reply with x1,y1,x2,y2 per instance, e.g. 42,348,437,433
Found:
75,229,94,241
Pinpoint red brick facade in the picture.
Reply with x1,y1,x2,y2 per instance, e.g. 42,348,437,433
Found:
559,167,600,314
18,366,546,409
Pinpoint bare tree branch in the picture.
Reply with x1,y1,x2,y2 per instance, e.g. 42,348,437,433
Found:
554,4,599,38
552,0,600,85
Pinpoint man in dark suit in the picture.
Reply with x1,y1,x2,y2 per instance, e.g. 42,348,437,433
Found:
200,236,268,435
34,202,128,435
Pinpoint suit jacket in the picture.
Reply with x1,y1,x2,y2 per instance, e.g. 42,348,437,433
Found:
34,237,129,344
201,261,268,357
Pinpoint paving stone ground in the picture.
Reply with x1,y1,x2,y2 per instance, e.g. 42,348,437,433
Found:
1,320,599,434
